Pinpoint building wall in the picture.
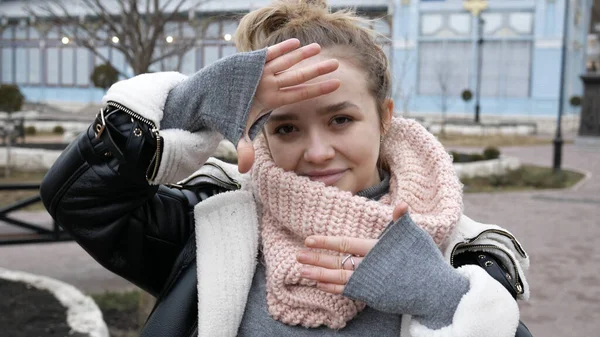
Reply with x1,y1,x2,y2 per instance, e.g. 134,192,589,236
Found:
0,0,593,118
391,0,593,118
0,1,390,105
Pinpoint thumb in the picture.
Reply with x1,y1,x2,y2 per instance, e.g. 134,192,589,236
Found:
236,136,255,173
392,202,409,222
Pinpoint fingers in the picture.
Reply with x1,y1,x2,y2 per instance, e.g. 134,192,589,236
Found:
236,136,255,173
275,59,339,89
393,202,409,222
300,265,352,286
278,80,340,106
304,236,377,257
266,43,321,74
265,38,300,62
316,282,345,295
297,250,364,270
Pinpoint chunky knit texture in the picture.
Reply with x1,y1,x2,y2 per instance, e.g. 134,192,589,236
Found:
251,117,464,329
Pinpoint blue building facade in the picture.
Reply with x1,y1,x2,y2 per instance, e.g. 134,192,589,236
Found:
0,0,593,118
391,0,594,117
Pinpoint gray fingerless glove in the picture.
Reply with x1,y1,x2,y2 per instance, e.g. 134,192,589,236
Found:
161,48,268,144
343,214,470,329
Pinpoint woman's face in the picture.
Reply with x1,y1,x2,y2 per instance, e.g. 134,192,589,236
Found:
264,51,393,194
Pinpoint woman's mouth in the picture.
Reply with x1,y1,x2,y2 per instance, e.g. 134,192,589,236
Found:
305,169,348,186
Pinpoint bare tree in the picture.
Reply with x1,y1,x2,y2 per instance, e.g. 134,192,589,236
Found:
28,0,211,76
434,59,455,136
392,35,415,117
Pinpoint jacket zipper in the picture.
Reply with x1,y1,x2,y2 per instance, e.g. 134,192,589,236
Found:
203,162,242,188
105,101,163,181
451,243,523,295
450,228,526,295
450,228,527,260
173,162,241,190
169,174,240,191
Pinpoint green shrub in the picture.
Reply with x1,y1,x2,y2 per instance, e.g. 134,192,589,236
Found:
24,126,36,135
91,63,119,90
53,125,65,135
461,89,473,102
468,153,485,162
569,96,582,107
486,174,512,187
483,146,501,160
449,151,460,163
0,84,25,113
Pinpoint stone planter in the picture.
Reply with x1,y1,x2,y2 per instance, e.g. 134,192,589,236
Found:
0,267,109,337
453,156,521,179
1,139,240,172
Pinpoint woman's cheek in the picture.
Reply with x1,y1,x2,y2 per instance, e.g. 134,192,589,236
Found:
270,141,302,172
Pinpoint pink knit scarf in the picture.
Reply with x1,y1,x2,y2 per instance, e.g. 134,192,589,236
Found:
251,117,463,329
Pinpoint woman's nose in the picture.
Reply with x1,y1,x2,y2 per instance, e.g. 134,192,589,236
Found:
303,134,335,164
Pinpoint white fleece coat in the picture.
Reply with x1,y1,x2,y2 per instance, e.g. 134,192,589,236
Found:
103,73,531,337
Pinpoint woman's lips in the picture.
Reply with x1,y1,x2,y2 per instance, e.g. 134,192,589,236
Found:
306,170,347,186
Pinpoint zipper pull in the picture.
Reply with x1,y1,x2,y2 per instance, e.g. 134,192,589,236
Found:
95,107,107,139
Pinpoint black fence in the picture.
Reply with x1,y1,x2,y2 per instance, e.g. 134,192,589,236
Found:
0,183,71,245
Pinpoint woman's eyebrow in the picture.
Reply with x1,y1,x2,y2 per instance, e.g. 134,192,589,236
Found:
317,101,359,115
267,101,359,123
267,113,298,123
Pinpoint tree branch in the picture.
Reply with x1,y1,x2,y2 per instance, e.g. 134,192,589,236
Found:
150,38,196,64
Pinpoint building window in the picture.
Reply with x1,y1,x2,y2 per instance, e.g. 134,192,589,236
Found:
203,45,220,67
15,47,28,84
29,49,41,84
418,11,533,98
1,48,13,83
418,41,472,96
181,48,196,75
2,25,13,39
61,48,75,85
481,40,531,98
47,48,59,85
76,48,90,86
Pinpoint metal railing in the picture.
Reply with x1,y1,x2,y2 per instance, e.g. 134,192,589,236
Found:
0,183,72,245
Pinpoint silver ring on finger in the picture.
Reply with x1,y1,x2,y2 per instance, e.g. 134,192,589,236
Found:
341,254,356,271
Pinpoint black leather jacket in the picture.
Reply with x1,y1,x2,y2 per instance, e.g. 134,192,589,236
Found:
40,107,225,337
41,106,531,337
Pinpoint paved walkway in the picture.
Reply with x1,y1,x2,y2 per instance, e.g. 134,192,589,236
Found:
454,144,600,337
1,144,599,336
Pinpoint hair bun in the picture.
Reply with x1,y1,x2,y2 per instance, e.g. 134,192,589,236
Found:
298,0,327,8
235,0,330,52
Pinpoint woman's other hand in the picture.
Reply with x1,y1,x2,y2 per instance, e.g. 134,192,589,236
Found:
297,202,409,294
237,38,341,173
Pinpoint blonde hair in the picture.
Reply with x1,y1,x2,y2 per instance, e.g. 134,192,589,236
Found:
235,0,391,121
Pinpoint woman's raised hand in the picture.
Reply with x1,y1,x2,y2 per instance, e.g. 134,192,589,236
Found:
297,202,409,295
237,38,341,173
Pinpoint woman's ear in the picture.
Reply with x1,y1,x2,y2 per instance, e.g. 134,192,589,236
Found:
381,98,394,134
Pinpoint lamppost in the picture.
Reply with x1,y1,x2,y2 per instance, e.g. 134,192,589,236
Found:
475,16,485,123
463,0,488,123
553,0,571,172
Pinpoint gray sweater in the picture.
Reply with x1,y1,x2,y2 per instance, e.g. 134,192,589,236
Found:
161,50,469,336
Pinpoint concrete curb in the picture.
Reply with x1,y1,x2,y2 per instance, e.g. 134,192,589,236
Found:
453,156,522,179
0,267,109,337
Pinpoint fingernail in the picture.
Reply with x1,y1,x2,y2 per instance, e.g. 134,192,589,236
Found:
305,238,316,246
297,251,308,260
300,266,309,277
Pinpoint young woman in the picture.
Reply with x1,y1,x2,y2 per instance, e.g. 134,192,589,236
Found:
40,1,530,336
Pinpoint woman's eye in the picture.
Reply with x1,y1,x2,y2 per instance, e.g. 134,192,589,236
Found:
331,116,352,126
274,125,297,135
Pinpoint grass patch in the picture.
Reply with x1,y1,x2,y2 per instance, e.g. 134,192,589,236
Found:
462,165,585,193
0,169,47,211
438,133,555,147
91,290,145,337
